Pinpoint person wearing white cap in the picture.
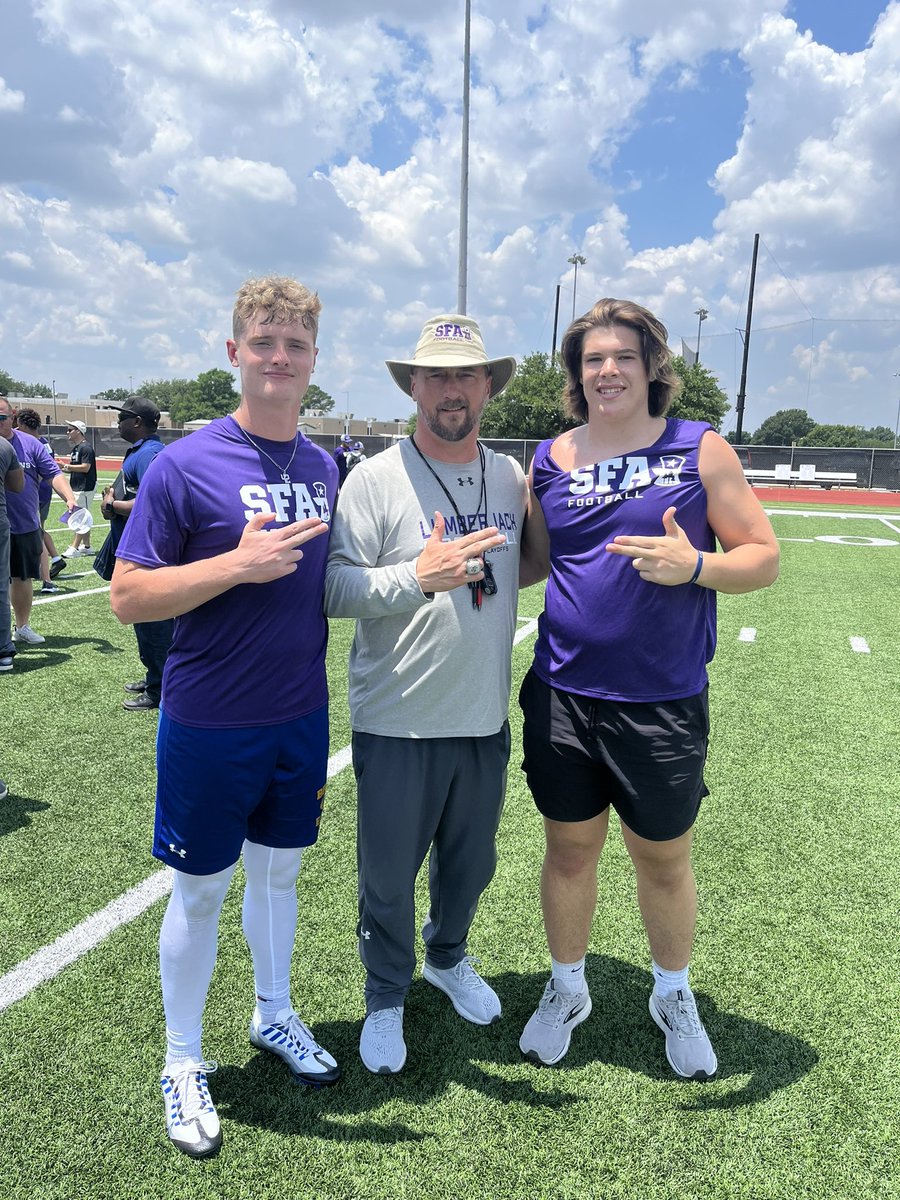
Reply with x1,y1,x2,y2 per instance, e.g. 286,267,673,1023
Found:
61,421,97,556
326,313,541,1074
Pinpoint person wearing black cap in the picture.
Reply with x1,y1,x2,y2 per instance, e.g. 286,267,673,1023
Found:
99,396,173,710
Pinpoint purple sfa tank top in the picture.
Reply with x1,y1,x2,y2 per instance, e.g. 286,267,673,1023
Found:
531,419,717,702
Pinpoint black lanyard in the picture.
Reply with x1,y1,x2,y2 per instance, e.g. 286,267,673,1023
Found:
409,434,494,609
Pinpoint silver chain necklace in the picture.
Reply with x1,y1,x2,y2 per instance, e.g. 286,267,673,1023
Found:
236,423,299,483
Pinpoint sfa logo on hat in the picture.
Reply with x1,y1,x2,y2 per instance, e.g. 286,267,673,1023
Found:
433,322,473,343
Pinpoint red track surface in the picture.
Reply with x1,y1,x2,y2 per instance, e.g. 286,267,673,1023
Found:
750,486,900,507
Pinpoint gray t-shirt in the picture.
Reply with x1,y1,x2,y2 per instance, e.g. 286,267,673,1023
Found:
325,438,527,738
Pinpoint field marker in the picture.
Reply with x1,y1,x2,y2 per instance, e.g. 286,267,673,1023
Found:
0,615,541,1011
738,627,757,642
850,637,871,654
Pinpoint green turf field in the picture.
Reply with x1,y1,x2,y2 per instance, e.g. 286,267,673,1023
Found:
1,499,897,1199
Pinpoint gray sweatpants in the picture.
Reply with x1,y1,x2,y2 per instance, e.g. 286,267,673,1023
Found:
352,724,510,1014
0,520,14,657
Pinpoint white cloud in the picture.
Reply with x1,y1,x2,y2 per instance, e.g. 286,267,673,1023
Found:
0,78,26,113
1,1,899,433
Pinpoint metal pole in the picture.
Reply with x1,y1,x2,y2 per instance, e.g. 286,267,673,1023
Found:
893,373,900,449
567,254,586,322
735,234,759,444
694,308,708,364
551,284,561,359
52,379,57,425
456,0,471,315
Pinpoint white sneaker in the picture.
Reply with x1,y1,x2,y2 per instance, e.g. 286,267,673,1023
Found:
359,1006,406,1074
423,956,501,1025
649,986,718,1080
160,1059,222,1158
62,545,80,558
13,625,45,645
519,978,592,1066
249,1006,340,1086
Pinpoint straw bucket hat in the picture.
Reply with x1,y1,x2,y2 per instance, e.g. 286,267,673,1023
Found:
386,314,516,399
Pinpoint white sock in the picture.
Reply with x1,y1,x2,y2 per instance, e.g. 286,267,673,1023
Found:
160,864,237,1067
242,841,304,1023
652,960,690,997
551,955,586,995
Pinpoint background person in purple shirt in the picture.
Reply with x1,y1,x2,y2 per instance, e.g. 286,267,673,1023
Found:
0,396,77,646
517,299,779,1082
111,276,339,1159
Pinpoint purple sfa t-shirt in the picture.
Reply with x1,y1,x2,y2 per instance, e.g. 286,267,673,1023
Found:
116,416,338,728
531,418,717,703
6,430,61,534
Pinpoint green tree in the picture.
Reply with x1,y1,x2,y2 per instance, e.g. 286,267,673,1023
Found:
668,358,729,431
752,408,815,446
168,368,238,425
138,378,197,416
479,352,572,439
799,424,882,448
94,387,132,405
0,368,52,398
301,383,334,414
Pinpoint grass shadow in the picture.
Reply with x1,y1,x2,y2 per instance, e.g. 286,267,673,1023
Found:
0,790,51,837
214,957,818,1144
5,635,123,672
511,954,820,1111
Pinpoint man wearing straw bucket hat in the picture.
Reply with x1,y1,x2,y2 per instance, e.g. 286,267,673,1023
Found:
326,313,540,1074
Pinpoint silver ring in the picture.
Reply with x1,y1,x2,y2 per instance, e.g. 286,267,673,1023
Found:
465,558,482,577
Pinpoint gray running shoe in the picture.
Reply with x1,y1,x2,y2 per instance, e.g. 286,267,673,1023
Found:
359,1006,406,1074
423,956,501,1025
519,978,592,1066
649,986,718,1080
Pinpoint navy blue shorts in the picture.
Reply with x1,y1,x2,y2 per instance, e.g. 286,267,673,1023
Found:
154,706,329,875
519,669,709,842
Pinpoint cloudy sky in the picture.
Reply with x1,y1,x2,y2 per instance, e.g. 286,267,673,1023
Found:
2,0,899,435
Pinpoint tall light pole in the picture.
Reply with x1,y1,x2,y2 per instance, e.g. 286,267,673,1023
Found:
457,0,471,315
568,254,586,321
694,308,708,364
52,378,57,425
893,372,900,449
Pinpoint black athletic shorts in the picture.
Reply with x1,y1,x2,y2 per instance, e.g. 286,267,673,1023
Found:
518,668,709,841
9,530,44,581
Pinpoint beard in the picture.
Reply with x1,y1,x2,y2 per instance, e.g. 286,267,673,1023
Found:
420,405,478,443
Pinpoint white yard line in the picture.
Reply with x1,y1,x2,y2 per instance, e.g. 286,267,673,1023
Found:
738,628,757,643
850,637,871,654
0,615,540,1011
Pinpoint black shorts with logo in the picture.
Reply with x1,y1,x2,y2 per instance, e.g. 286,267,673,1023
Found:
519,668,709,842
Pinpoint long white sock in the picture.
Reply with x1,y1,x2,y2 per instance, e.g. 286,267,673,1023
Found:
242,841,304,1023
551,955,586,995
652,960,690,997
160,864,237,1066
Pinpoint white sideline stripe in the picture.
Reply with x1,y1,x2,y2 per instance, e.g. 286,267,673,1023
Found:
850,637,870,654
514,617,538,644
0,613,540,1012
0,870,173,1012
738,627,757,643
33,586,111,605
